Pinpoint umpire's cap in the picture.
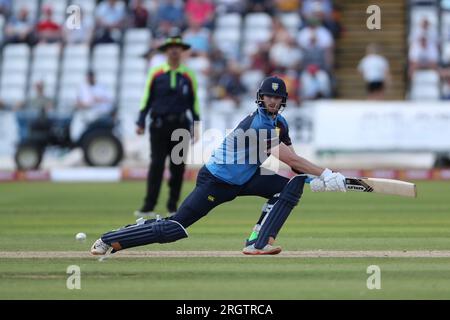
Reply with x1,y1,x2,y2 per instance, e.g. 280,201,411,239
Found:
158,36,191,52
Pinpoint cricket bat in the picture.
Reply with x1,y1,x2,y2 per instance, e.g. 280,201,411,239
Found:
344,177,417,198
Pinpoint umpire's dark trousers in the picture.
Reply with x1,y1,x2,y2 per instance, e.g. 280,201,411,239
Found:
144,115,190,212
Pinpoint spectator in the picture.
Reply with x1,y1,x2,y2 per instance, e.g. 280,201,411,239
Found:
16,81,54,114
185,0,215,29
4,7,35,45
14,81,54,140
94,0,126,44
409,36,439,77
302,0,333,20
274,0,301,13
156,0,185,30
274,67,300,104
300,64,331,100
215,0,245,14
321,5,342,39
76,70,114,115
183,18,211,55
209,47,228,83
443,0,450,10
249,43,274,75
36,5,62,43
297,18,334,50
358,43,391,100
409,18,438,45
212,62,247,105
129,0,149,28
0,99,6,110
269,32,302,70
302,34,331,71
153,20,180,43
63,6,94,44
245,0,274,14
0,0,12,17
271,17,292,44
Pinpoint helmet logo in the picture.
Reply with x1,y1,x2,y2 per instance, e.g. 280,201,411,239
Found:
272,82,279,91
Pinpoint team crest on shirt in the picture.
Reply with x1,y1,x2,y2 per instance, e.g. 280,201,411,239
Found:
275,127,281,136
272,82,279,91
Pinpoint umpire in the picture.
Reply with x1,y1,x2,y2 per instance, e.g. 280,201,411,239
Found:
135,35,200,218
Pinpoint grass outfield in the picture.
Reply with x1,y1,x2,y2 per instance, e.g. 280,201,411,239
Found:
0,181,450,299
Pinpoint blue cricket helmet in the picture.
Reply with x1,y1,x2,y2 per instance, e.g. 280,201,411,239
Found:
256,76,288,112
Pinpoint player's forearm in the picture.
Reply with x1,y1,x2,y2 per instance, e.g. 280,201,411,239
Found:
290,155,324,177
272,143,324,176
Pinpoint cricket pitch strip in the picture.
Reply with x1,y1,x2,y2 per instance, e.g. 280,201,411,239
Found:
1,251,450,259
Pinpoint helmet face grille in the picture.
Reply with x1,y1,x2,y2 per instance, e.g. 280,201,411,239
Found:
255,76,289,115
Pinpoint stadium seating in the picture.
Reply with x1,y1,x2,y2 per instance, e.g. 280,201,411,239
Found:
0,45,30,105
242,12,273,57
119,29,152,110
1,0,449,116
240,70,264,96
213,23,241,60
92,44,120,101
216,13,242,29
58,44,90,110
279,13,302,38
410,70,441,100
0,15,4,44
443,43,450,65
29,44,61,100
244,12,273,29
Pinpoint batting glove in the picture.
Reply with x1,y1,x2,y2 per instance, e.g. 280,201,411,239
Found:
310,178,326,192
321,168,346,192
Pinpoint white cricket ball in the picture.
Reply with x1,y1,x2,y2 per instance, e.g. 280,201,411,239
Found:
75,232,87,242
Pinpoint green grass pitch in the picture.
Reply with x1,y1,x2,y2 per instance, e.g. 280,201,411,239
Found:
1,180,450,299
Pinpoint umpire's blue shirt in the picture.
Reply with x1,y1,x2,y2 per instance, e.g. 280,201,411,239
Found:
206,107,292,185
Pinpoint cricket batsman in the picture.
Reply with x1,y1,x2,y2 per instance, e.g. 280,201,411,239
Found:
91,76,347,256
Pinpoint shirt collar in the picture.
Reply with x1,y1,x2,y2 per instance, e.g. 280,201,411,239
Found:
162,62,186,73
257,107,279,126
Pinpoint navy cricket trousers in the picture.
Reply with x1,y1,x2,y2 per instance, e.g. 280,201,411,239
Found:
170,166,289,228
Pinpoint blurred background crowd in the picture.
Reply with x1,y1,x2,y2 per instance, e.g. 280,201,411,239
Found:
0,0,342,117
0,0,449,170
0,0,449,116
